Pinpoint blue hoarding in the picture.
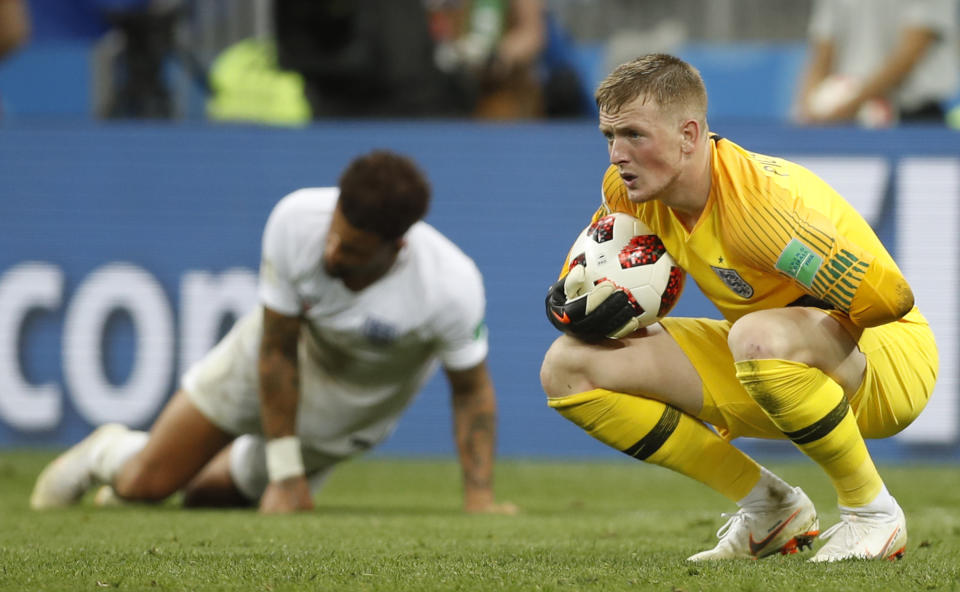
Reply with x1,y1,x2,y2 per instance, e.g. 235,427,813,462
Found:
1,121,958,459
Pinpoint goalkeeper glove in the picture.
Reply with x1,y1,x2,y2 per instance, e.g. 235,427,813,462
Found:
545,265,639,340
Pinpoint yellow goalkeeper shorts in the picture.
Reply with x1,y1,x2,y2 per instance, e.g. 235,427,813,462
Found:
660,308,937,441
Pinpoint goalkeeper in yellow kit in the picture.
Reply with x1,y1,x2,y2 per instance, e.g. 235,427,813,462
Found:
541,53,937,562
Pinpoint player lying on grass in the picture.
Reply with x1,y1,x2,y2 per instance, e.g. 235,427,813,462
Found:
540,54,936,562
32,150,516,516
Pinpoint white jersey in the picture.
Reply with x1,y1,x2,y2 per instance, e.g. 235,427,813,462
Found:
257,187,488,452
184,187,488,459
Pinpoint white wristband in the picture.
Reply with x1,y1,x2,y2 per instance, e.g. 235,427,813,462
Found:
266,435,305,482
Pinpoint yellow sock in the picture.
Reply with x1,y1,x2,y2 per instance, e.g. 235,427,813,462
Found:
735,359,882,507
548,389,760,503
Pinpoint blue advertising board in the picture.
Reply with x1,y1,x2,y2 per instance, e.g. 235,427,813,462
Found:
1,121,958,459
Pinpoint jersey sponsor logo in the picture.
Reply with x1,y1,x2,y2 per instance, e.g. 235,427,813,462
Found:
711,266,754,298
775,239,823,288
362,317,398,346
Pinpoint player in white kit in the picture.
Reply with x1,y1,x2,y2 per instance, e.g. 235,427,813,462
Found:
31,151,515,515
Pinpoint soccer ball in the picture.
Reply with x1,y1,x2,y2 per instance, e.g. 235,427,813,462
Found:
566,213,685,335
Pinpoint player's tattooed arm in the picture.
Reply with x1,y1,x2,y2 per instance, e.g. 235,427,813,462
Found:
258,306,302,438
446,362,516,514
257,307,312,513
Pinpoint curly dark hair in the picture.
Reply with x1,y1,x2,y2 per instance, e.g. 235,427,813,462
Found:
338,150,431,240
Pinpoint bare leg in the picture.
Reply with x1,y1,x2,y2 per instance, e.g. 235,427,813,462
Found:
541,325,704,416
182,443,254,508
113,390,234,501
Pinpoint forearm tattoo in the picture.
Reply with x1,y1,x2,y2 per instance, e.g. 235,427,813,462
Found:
461,408,495,489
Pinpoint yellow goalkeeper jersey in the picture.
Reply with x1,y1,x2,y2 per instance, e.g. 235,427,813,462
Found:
590,135,920,328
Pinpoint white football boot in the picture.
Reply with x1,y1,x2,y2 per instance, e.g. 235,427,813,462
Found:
92,485,128,508
809,501,907,562
30,423,128,510
687,487,820,561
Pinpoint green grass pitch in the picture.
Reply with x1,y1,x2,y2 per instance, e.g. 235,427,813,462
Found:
2,451,959,591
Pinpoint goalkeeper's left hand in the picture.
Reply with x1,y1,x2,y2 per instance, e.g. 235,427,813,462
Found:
545,265,639,341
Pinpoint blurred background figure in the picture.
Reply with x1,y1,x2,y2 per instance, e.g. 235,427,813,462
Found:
795,0,960,127
9,0,958,124
208,0,478,124
430,0,590,119
0,0,30,62
207,0,587,123
271,0,473,119
0,0,200,120
0,0,30,117
432,0,546,119
95,0,196,119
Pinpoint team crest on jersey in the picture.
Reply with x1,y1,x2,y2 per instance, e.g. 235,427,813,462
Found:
711,266,754,298
362,317,398,346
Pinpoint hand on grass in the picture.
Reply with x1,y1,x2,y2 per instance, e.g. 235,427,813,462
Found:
466,500,520,515
464,489,519,515
259,476,314,514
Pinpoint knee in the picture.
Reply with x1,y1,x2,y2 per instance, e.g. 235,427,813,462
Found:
113,457,180,502
540,336,591,398
728,311,796,362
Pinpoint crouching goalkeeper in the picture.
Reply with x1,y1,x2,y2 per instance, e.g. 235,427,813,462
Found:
541,53,936,562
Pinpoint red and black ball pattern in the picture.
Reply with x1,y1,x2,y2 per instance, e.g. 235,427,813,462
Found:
618,235,668,269
587,216,616,243
657,266,685,317
567,252,586,271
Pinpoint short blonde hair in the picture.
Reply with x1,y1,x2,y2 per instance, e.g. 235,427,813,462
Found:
596,54,707,123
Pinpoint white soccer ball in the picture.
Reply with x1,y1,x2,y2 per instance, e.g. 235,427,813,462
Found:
565,213,685,335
